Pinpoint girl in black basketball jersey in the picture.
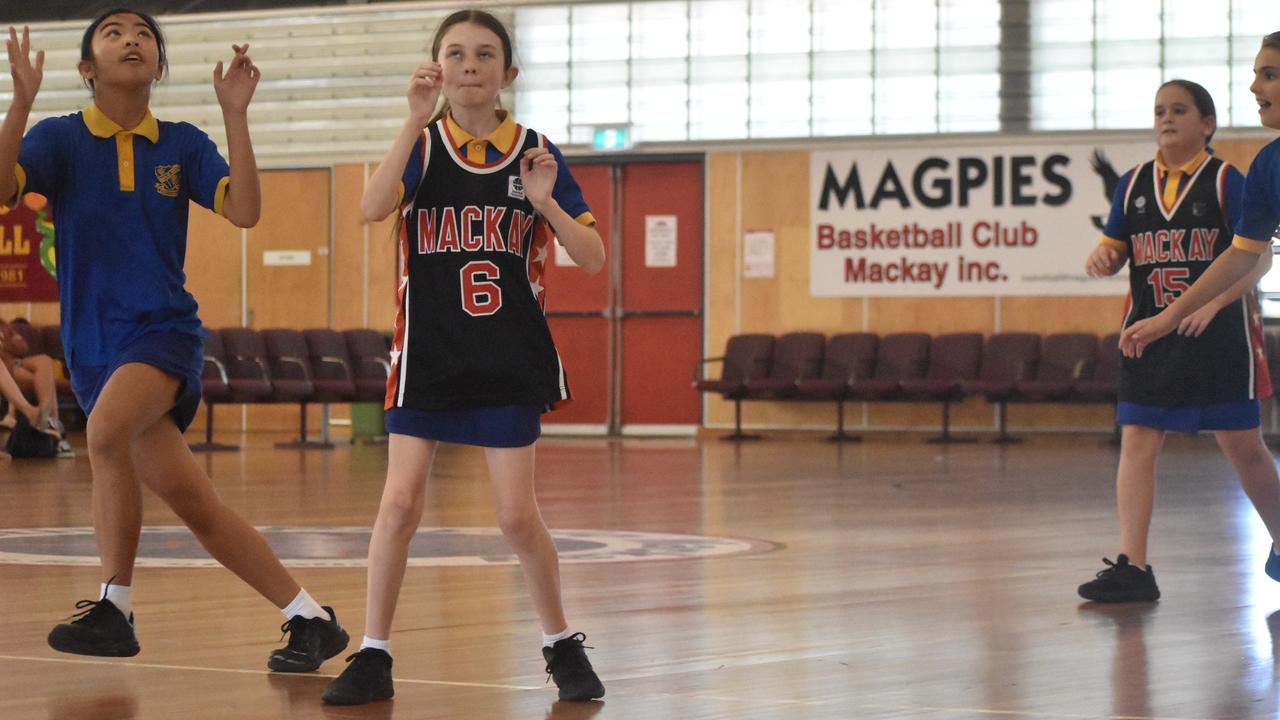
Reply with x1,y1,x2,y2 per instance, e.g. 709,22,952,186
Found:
322,10,605,706
1078,79,1280,602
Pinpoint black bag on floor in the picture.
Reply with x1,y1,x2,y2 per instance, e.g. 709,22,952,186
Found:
5,414,57,458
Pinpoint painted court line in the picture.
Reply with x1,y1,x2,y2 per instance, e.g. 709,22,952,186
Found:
0,654,542,691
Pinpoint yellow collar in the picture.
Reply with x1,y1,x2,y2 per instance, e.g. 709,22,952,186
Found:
83,103,159,143
445,110,517,154
1155,149,1209,176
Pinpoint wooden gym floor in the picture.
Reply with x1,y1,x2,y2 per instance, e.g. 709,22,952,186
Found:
1,430,1279,719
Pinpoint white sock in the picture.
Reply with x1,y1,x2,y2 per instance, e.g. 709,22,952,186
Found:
101,582,133,618
281,589,326,620
543,627,571,648
361,635,391,653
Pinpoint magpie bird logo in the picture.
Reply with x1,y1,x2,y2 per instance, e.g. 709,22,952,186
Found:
1090,149,1120,232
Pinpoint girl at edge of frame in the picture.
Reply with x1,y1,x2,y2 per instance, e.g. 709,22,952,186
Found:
0,8,349,669
321,9,607,707
1081,76,1280,602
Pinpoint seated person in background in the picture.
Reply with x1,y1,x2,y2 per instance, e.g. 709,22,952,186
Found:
0,317,62,436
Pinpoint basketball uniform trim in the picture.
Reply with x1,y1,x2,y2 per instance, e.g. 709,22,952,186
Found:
1150,151,1209,222
439,119,524,174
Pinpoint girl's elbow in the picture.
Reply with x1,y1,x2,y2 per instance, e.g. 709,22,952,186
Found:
581,252,606,275
229,208,260,228
361,198,391,223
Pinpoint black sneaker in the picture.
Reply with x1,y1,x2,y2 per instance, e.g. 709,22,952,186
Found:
47,597,140,657
267,607,349,672
322,648,394,705
1078,554,1161,602
543,633,605,701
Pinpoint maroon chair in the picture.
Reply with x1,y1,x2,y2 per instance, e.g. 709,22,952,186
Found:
1074,332,1123,444
742,332,825,399
962,333,1040,443
794,333,878,442
303,329,358,403
191,330,233,452
343,328,393,403
1073,333,1122,403
261,328,326,449
851,332,929,401
1017,333,1098,401
694,334,774,440
900,332,983,443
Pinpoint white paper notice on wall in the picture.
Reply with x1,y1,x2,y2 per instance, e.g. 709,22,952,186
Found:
743,229,775,278
263,250,312,266
644,215,678,267
553,237,577,267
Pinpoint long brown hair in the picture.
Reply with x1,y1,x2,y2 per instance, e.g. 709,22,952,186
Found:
427,10,514,126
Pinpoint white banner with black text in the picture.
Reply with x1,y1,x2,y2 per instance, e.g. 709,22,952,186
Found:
810,139,1159,297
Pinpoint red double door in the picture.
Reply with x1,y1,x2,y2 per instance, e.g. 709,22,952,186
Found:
542,159,704,435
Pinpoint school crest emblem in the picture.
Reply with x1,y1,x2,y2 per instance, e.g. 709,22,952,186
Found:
154,164,181,197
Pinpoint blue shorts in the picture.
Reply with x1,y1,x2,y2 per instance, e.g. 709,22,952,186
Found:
70,332,205,433
1117,399,1261,433
385,405,542,448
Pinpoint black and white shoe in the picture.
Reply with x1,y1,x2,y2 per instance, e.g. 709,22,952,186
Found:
543,633,605,701
267,607,349,672
48,595,139,657
322,648,394,705
1078,554,1161,602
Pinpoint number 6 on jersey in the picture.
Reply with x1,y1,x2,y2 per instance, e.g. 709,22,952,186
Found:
461,260,502,316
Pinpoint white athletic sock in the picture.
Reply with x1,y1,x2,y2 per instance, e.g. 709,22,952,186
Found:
543,627,571,648
101,582,133,618
281,589,326,620
361,635,391,653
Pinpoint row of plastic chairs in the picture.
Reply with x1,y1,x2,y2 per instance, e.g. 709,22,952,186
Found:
201,328,391,451
3,322,391,451
694,331,1123,443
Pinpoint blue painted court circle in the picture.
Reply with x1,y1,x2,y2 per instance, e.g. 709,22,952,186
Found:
0,526,777,568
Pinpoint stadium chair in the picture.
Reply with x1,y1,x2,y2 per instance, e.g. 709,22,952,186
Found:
694,334,774,440
794,332,879,442
900,332,983,443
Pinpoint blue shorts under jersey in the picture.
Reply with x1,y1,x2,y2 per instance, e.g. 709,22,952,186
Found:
384,405,542,448
1117,399,1261,433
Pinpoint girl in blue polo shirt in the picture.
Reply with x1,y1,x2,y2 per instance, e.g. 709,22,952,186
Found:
0,9,346,669
1120,32,1280,582
321,9,605,707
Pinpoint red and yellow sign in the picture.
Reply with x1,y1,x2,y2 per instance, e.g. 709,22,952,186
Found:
0,193,57,302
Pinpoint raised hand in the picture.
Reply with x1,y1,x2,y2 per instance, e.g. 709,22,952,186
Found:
520,147,557,211
407,60,442,125
6,26,44,109
213,44,260,114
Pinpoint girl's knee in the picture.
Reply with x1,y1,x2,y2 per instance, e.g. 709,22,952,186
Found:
378,491,425,537
496,507,543,540
86,417,132,462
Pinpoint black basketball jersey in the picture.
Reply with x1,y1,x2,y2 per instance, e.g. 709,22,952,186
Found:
1119,155,1267,406
386,120,568,412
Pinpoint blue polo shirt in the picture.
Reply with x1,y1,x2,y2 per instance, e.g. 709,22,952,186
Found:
1232,137,1280,254
14,104,231,368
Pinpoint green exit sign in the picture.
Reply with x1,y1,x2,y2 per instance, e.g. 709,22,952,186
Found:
592,126,632,151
